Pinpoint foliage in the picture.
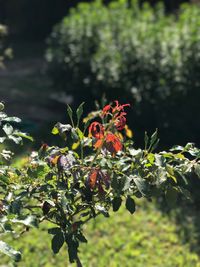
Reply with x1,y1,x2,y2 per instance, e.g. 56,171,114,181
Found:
0,102,33,261
0,101,199,265
46,0,200,146
0,24,12,68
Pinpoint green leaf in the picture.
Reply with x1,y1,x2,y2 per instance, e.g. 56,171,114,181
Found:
95,205,109,217
65,235,79,263
9,200,22,214
133,177,150,196
125,196,135,214
48,227,61,235
144,131,149,150
51,231,64,254
194,164,200,178
15,132,33,142
111,175,119,191
0,175,8,185
147,153,155,164
151,139,160,152
112,197,122,212
170,145,184,152
42,201,52,215
1,222,13,232
155,154,166,167
122,176,132,191
0,102,5,111
156,168,167,185
12,215,38,228
83,119,91,133
9,135,22,144
76,128,84,140
71,128,79,141
76,102,84,125
0,137,6,143
0,240,21,262
129,148,142,157
52,126,59,135
3,123,13,135
52,122,72,135
150,129,158,146
76,232,87,243
148,129,159,152
67,105,73,123
0,112,7,120
3,117,21,123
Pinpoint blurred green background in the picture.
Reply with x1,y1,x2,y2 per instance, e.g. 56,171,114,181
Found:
1,199,200,267
1,0,200,266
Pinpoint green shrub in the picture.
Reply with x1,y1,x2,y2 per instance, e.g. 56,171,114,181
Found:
1,101,200,265
46,0,200,147
0,24,12,68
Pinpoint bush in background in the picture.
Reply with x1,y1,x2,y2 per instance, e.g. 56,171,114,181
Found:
46,0,200,147
0,24,12,68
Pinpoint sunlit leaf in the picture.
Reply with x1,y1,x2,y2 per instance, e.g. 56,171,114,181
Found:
12,215,38,228
3,117,21,123
3,123,13,135
0,241,21,262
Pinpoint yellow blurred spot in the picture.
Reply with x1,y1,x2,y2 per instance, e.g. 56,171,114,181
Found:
83,118,87,123
8,171,15,179
116,132,123,140
51,155,60,165
72,141,80,150
125,125,133,138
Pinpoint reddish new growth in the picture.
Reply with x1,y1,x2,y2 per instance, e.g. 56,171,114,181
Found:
114,112,127,130
88,168,110,192
102,100,130,131
89,101,130,156
93,133,123,155
88,122,104,139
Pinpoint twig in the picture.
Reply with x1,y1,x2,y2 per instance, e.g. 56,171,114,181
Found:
76,255,83,267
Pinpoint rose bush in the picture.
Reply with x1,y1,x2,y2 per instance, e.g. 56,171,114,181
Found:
0,101,200,266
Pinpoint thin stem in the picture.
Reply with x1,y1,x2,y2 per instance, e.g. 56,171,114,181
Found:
76,255,83,267
24,205,41,210
80,141,84,163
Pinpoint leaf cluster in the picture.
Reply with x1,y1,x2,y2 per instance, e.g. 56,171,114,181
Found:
0,102,199,265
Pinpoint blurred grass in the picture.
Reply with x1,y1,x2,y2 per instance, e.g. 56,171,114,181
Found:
1,200,200,267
